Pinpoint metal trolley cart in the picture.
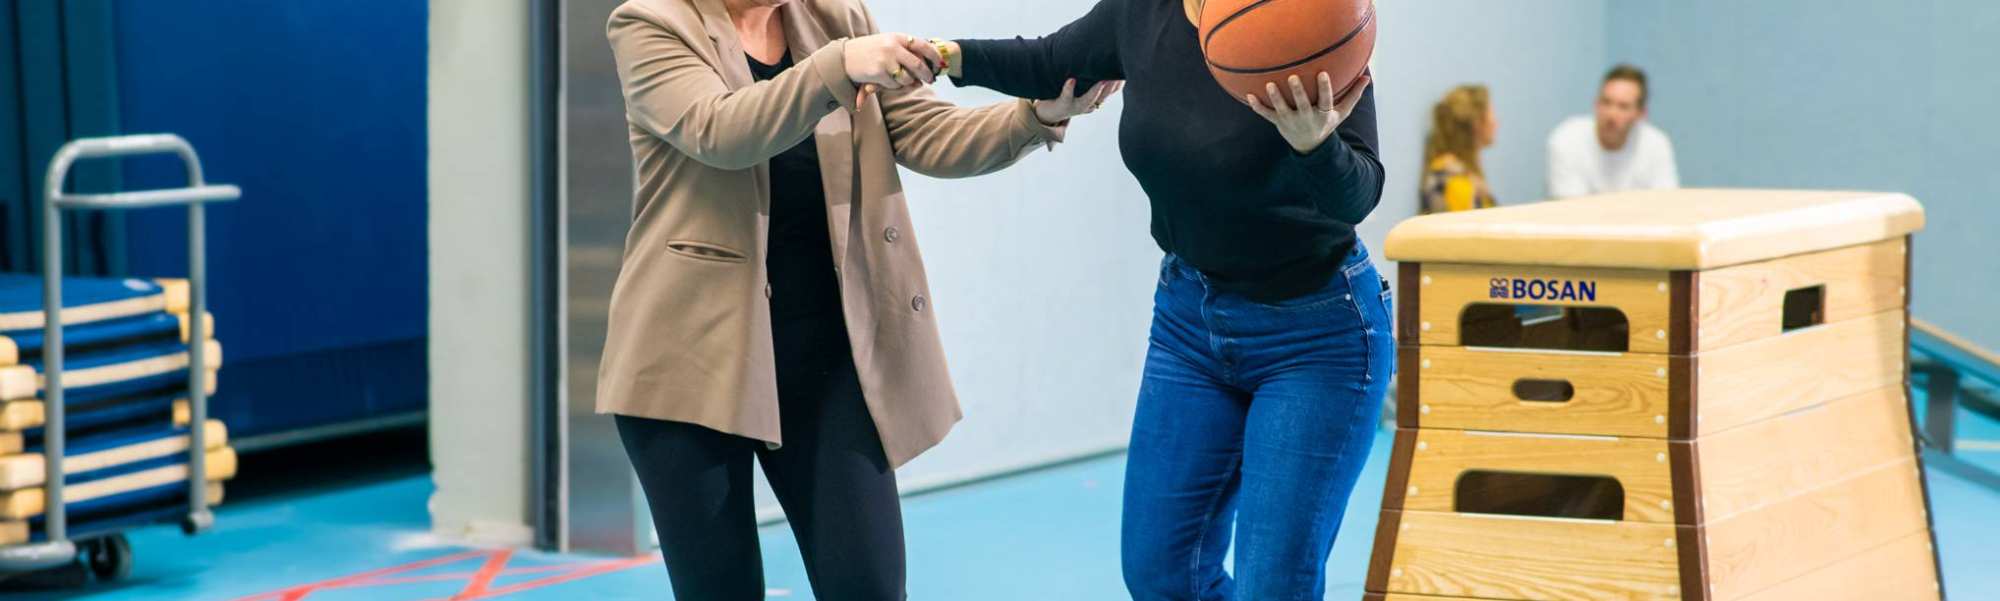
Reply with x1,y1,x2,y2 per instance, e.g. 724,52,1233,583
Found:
0,134,237,583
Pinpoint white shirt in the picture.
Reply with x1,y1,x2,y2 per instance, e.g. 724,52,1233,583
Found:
1546,115,1680,199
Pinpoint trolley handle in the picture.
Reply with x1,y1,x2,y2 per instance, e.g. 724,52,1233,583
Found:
45,134,241,207
55,186,243,210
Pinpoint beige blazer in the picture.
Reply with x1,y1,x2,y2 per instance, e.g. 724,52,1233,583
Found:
597,0,1064,467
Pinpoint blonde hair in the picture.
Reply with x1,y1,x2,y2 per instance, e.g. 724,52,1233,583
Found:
1423,84,1491,176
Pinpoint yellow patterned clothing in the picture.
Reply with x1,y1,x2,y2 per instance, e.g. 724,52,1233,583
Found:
1420,154,1497,214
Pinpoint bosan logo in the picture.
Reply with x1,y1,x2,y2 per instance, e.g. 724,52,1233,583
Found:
1489,277,1599,302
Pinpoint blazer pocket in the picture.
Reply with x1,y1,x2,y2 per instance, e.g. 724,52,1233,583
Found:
664,240,750,264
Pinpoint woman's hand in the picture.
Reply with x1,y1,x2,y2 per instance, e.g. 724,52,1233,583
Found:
1246,71,1372,154
845,33,940,90
1033,78,1123,126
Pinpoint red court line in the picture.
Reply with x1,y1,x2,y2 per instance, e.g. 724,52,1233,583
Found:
230,549,492,601
449,549,514,600
231,549,662,601
332,563,576,588
443,554,660,601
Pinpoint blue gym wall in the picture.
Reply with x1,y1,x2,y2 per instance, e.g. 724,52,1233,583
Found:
112,1,429,438
1608,0,2000,351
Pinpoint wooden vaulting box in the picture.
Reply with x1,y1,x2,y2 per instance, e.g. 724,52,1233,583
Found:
1364,190,1942,601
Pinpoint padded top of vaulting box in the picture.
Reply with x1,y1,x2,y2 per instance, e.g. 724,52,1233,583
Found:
1384,189,1925,270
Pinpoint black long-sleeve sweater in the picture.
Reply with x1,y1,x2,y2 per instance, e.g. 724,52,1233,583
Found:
954,0,1386,302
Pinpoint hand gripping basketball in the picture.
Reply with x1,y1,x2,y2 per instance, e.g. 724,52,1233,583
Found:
1246,71,1371,154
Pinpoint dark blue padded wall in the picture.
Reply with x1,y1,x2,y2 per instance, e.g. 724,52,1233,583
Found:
2,0,128,275
110,1,429,437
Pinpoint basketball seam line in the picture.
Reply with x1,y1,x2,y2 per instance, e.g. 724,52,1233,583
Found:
1203,3,1376,75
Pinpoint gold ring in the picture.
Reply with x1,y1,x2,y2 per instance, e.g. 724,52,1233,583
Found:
892,66,905,80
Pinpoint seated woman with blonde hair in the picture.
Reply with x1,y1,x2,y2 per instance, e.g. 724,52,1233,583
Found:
1421,84,1498,214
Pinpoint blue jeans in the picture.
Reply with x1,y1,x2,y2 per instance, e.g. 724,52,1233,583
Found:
1121,245,1394,601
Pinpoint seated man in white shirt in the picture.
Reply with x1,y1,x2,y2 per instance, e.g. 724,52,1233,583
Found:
1547,64,1680,199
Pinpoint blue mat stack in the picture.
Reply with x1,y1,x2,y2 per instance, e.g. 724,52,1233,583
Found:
0,275,232,546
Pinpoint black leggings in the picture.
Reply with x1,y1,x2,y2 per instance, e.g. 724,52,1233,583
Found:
614,317,905,601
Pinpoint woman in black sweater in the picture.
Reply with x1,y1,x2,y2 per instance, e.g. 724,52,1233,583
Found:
938,1,1391,599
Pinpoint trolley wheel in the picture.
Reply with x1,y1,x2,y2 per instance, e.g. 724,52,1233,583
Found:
84,535,132,582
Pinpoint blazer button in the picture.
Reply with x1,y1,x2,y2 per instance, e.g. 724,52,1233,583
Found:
765,283,773,299
826,100,840,111
884,226,900,243
911,295,927,312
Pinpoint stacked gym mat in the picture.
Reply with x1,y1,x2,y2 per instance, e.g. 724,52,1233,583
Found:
0,274,233,546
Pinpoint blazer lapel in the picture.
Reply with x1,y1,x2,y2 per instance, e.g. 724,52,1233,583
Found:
691,0,754,90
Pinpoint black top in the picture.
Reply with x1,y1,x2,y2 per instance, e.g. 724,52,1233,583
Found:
750,53,843,320
955,0,1385,302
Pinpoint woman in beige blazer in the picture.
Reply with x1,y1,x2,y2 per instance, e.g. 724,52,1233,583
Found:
598,0,1116,598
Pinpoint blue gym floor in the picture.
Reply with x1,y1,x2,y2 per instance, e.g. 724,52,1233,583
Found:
14,409,1999,601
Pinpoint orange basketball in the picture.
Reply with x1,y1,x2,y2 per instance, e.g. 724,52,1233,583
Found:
1199,0,1377,109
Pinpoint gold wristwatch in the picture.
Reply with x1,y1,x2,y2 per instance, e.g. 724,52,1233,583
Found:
929,38,955,76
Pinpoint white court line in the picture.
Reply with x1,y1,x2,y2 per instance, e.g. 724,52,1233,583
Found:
1957,439,2000,452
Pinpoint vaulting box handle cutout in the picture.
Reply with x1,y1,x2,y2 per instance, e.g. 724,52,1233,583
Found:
1510,379,1575,403
1459,304,1630,352
1453,470,1626,521
1782,285,1827,333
